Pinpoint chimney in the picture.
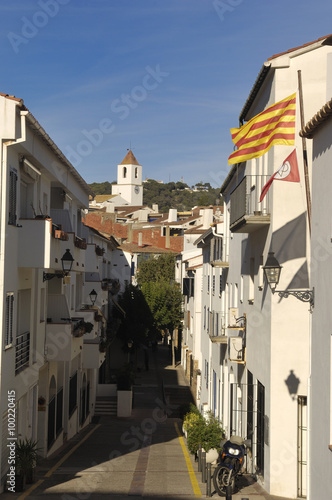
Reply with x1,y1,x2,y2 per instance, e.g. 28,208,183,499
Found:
138,210,148,222
168,208,177,222
202,208,213,228
152,204,158,213
127,222,133,243
165,226,170,249
138,232,143,247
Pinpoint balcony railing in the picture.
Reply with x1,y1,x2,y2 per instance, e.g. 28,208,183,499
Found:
15,331,30,374
230,175,270,232
208,312,228,344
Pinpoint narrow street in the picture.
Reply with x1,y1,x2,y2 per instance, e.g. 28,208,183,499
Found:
3,345,290,500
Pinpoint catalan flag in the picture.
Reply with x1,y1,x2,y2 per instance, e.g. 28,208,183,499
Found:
228,93,296,165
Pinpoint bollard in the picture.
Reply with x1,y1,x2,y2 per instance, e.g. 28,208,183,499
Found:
198,445,202,472
206,463,212,497
201,452,206,483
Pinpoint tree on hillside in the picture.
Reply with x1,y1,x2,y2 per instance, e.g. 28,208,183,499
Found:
89,178,222,211
89,181,115,195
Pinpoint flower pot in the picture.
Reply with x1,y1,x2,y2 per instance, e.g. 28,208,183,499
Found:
14,473,25,492
117,390,132,417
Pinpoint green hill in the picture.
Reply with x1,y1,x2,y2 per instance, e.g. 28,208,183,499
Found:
89,179,221,213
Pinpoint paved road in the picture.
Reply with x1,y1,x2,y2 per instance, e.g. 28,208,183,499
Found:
2,345,292,499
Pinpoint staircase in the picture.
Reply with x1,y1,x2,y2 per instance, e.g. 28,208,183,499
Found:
94,396,117,416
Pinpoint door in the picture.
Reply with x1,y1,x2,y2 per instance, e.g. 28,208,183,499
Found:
297,396,307,498
256,381,265,475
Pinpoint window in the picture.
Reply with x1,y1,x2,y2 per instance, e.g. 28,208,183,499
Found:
69,372,78,417
213,238,223,261
212,275,215,295
135,167,138,178
207,275,210,293
249,257,255,302
219,275,223,296
40,288,46,322
204,306,206,329
123,167,127,178
8,168,18,225
5,293,14,347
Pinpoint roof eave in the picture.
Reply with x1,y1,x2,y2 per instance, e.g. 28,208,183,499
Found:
25,112,94,198
239,62,271,125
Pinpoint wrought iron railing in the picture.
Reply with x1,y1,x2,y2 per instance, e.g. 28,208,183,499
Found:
15,331,30,374
230,175,270,226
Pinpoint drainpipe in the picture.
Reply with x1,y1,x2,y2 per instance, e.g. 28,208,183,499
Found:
0,108,27,474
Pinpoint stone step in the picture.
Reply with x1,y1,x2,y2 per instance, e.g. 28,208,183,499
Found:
94,396,117,415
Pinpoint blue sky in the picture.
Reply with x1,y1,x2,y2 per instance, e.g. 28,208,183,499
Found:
1,1,331,188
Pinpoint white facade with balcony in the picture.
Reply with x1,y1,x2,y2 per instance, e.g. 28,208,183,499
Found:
219,36,332,498
300,90,332,498
0,94,124,489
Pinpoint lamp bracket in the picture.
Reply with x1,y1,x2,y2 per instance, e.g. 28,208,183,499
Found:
272,288,314,311
43,272,65,282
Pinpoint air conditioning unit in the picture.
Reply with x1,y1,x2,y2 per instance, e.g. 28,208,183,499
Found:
229,337,245,363
228,307,238,327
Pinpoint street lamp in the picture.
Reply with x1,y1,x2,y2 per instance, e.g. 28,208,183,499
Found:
43,249,74,281
89,289,98,306
263,252,314,310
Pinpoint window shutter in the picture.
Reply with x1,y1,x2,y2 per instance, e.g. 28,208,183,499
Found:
8,169,17,226
183,278,190,296
190,277,195,297
5,293,14,346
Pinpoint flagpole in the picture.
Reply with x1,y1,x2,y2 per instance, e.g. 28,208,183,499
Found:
297,70,311,234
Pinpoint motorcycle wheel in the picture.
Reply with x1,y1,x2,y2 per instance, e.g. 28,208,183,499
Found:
213,465,235,497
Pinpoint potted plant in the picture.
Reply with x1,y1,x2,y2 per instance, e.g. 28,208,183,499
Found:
183,406,225,458
73,320,93,337
15,439,39,486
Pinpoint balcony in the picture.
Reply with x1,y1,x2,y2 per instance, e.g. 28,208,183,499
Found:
208,313,228,344
15,331,30,374
82,339,106,369
46,322,83,361
18,218,52,268
230,175,270,233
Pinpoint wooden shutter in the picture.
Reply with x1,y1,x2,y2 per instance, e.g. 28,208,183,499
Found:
8,169,17,225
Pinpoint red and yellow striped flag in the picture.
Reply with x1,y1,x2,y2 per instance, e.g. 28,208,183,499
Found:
228,93,296,165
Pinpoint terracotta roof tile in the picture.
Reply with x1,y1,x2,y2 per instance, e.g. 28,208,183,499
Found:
268,34,332,60
118,242,178,254
120,150,139,165
300,98,332,138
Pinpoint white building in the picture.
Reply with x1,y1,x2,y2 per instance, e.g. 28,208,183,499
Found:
300,94,332,498
111,150,143,206
194,221,228,423
0,93,125,490
219,35,332,498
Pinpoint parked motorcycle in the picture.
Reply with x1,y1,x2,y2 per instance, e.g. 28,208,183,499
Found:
213,435,247,498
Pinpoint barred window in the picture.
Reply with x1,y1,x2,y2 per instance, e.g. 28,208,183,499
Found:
5,293,14,347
